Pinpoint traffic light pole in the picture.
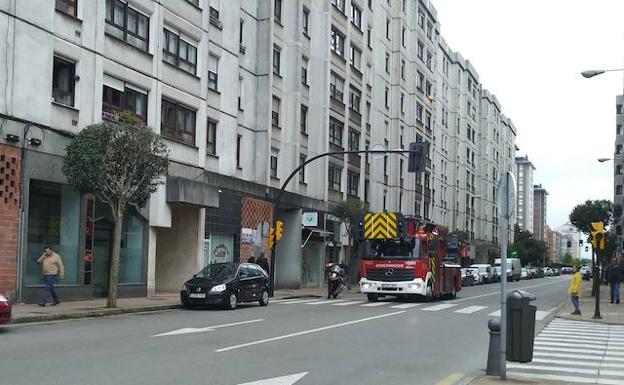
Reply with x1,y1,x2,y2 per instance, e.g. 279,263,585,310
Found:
593,235,603,319
268,148,417,296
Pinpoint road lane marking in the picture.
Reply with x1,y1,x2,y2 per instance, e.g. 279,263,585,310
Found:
451,278,566,303
360,302,394,307
599,370,624,377
488,310,501,316
331,301,365,306
422,304,458,311
234,372,308,385
454,305,487,314
390,303,422,309
152,319,264,337
278,299,324,304
215,311,406,352
433,372,464,385
305,299,348,305
535,309,555,320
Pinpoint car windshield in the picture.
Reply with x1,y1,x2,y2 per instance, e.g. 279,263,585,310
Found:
195,263,238,281
363,238,419,260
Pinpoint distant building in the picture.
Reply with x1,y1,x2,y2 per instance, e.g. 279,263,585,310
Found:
546,226,554,263
533,184,548,241
614,95,624,250
515,156,535,233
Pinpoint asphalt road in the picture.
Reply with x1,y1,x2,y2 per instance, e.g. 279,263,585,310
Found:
0,276,570,385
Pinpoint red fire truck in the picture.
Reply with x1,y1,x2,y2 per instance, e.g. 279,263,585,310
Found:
358,212,461,302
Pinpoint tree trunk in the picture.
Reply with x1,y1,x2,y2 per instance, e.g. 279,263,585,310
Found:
107,207,124,308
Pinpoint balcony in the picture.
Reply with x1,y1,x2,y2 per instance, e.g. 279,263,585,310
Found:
348,153,361,167
424,187,431,199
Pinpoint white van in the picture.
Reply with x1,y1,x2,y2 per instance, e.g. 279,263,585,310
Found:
494,258,522,282
469,264,494,284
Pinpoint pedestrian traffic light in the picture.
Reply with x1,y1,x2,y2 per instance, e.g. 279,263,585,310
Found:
591,221,605,250
269,228,275,250
408,142,429,173
275,220,284,241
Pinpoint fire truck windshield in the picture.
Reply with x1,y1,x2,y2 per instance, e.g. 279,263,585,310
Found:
364,238,421,260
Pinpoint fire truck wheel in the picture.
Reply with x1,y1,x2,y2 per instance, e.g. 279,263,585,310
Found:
425,282,433,302
366,293,378,302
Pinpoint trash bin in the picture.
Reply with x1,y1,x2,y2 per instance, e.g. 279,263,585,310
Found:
507,289,537,363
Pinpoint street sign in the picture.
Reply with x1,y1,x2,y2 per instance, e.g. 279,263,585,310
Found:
497,171,516,220
302,212,318,227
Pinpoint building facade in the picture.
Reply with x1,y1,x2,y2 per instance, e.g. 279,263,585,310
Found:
515,156,535,233
533,184,548,241
614,95,624,250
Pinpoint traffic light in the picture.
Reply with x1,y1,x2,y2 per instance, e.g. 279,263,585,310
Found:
591,221,605,250
408,142,429,173
579,239,583,246
269,228,275,250
585,246,589,252
275,220,284,241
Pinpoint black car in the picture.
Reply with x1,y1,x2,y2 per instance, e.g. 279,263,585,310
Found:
181,262,270,310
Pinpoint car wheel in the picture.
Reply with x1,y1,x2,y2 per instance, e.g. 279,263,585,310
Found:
225,292,238,310
367,293,378,302
425,282,433,302
259,290,269,306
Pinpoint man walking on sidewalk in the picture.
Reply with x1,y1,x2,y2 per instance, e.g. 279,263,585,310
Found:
568,265,582,315
37,246,64,307
606,257,622,304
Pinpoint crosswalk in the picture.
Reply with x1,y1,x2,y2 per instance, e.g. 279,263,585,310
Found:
508,319,624,384
270,298,553,319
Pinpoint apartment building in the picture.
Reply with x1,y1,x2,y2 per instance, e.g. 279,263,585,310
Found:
533,184,548,241
614,95,623,249
432,38,517,263
515,155,535,233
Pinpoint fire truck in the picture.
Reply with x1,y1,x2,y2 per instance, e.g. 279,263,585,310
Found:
357,212,461,302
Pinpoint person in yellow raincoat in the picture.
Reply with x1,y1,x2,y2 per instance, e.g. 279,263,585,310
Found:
568,265,583,315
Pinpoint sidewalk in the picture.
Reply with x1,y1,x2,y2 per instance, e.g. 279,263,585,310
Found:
8,286,352,325
555,281,624,325
467,375,581,385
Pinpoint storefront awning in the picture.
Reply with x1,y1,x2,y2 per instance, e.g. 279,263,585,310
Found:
301,227,333,248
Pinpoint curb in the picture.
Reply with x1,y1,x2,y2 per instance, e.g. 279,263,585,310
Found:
10,304,181,325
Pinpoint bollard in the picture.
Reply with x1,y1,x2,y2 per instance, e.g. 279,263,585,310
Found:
486,317,501,376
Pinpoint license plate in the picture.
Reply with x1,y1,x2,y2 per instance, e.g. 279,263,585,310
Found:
189,293,206,299
382,284,397,290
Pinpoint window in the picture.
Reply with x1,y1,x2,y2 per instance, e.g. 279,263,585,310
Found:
238,76,243,110
401,60,405,79
52,56,75,106
386,18,391,39
618,104,623,115
236,134,242,168
418,9,425,29
105,0,149,52
209,6,220,26
348,128,360,151
56,0,77,16
329,164,342,191
205,119,217,155
102,80,148,122
401,27,406,47
329,117,343,147
426,81,432,98
426,51,432,69
330,72,344,101
208,55,219,91
400,92,405,114
350,45,361,70
617,144,623,155
617,185,623,196
272,96,280,127
331,28,345,57
402,0,407,13
348,172,359,196
385,87,389,109
349,86,361,113
299,155,306,183
332,0,346,13
301,105,308,134
271,150,278,178
274,0,282,23
618,124,623,135
416,103,423,122
301,57,308,85
186,0,199,6
417,71,424,92
417,40,424,61
302,7,309,34
367,26,372,48
351,4,361,29
161,99,196,145
385,52,390,73
162,29,197,74
426,21,433,40
273,45,281,75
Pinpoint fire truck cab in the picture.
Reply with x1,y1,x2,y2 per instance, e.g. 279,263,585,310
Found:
358,212,461,302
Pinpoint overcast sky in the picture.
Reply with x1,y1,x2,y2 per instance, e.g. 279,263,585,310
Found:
432,0,624,229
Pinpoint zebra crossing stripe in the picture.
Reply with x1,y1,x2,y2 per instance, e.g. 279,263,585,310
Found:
532,358,624,369
390,303,422,309
537,336,624,346
454,306,488,314
533,352,624,362
331,301,365,306
508,371,618,385
422,304,458,311
506,363,597,375
534,341,608,350
360,302,394,307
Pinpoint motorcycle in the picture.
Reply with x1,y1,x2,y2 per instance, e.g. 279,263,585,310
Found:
325,262,346,299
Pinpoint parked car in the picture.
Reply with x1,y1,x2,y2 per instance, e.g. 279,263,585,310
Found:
470,264,494,284
561,266,573,275
0,291,11,325
544,267,553,276
580,266,592,281
180,262,270,310
527,267,538,279
461,268,475,286
553,268,561,276
521,268,528,280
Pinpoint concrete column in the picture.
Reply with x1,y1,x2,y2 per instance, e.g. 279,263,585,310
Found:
275,208,303,289
146,226,157,296
197,208,206,270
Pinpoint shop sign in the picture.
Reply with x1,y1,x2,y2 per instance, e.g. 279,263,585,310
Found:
241,228,255,244
302,212,318,227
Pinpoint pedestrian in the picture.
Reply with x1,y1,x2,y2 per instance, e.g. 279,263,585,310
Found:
607,257,621,304
36,246,64,307
568,265,582,315
256,252,269,276
247,256,256,263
